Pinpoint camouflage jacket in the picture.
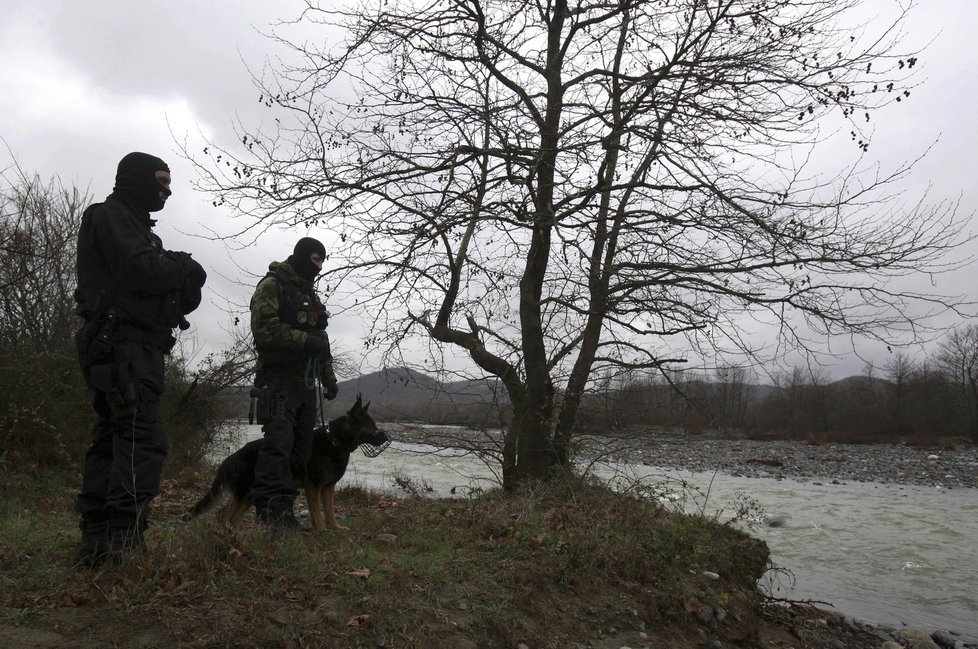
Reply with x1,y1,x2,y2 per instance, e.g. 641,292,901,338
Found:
250,260,336,383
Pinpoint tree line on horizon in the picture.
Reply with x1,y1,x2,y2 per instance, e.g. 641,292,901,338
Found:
575,352,978,443
354,353,978,445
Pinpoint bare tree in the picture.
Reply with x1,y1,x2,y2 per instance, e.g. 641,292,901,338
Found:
908,359,954,437
0,162,87,349
883,351,915,423
190,0,970,487
935,324,978,440
0,161,90,466
711,364,751,432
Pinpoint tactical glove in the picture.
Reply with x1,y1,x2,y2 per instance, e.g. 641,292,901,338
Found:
324,380,338,401
166,250,207,287
184,255,207,287
303,332,331,359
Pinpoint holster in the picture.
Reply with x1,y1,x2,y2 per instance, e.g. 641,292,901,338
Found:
249,386,271,425
248,384,288,425
89,360,137,418
74,312,118,366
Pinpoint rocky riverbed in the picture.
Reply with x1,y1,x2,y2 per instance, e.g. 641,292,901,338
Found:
386,423,978,489
592,431,978,489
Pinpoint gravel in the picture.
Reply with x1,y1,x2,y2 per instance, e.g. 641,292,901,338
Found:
592,431,978,489
387,423,978,489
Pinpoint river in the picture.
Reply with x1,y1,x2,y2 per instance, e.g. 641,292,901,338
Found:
223,425,978,644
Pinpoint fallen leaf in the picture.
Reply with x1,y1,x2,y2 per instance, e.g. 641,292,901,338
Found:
346,567,371,579
346,614,370,627
62,593,88,607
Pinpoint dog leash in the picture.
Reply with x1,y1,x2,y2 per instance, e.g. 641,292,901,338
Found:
306,357,329,431
305,358,390,458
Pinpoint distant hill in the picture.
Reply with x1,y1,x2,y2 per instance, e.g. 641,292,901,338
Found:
215,366,502,424
218,367,886,427
339,367,502,422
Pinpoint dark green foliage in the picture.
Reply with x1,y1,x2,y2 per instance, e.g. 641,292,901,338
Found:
0,343,87,470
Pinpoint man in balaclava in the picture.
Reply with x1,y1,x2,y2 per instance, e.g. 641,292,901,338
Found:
113,151,173,212
289,237,327,281
72,152,207,568
248,236,338,531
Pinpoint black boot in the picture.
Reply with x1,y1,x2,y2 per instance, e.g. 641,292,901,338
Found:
73,516,110,569
255,497,302,532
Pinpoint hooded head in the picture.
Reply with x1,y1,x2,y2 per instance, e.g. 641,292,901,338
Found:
288,236,326,281
113,152,172,212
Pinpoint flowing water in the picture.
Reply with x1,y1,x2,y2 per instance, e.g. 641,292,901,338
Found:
222,425,978,643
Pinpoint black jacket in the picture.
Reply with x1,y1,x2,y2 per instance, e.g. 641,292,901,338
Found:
75,193,205,334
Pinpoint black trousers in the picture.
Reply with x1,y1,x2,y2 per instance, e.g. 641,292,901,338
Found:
250,368,317,505
74,341,167,525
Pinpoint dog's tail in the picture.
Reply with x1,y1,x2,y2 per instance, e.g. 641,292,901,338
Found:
184,470,227,520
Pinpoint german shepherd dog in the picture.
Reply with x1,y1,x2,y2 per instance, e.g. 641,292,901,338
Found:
188,395,390,530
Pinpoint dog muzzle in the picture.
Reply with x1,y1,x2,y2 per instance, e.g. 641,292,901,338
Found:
360,435,391,458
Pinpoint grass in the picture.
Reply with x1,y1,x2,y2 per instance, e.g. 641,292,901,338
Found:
0,464,780,649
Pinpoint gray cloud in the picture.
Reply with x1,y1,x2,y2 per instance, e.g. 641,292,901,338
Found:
1,0,975,380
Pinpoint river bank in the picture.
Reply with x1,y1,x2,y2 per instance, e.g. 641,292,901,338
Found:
372,424,978,648
2,468,873,649
383,423,978,489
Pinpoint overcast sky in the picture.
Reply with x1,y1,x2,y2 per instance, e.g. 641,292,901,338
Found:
1,0,976,382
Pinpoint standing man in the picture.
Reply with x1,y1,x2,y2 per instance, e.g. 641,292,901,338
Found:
249,237,338,531
73,152,207,567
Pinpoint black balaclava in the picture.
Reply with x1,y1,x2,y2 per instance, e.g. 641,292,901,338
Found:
288,237,327,281
113,152,171,212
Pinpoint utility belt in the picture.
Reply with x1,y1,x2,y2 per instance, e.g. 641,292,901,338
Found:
248,358,321,424
248,385,284,425
255,348,313,367
75,312,174,419
75,311,175,366
114,322,177,352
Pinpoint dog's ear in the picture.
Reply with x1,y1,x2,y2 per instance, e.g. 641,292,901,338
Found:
352,394,363,414
362,401,370,413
